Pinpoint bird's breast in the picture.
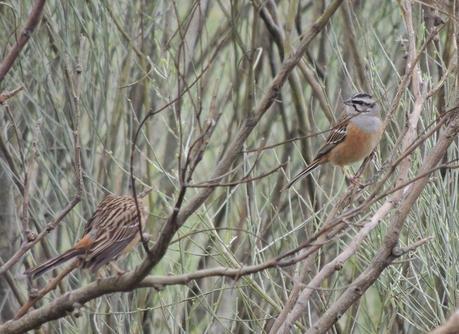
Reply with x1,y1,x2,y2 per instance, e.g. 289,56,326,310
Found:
329,121,382,166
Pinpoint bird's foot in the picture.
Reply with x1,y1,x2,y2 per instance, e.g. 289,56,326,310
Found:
345,175,364,189
110,262,126,277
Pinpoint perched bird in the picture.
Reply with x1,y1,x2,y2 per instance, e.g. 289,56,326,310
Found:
26,193,149,278
287,92,383,188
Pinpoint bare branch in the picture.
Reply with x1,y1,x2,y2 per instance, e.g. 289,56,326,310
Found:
0,87,23,104
305,109,459,334
15,260,80,319
0,0,46,82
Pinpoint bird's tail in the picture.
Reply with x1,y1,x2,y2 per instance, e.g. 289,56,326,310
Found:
25,248,85,279
286,159,323,189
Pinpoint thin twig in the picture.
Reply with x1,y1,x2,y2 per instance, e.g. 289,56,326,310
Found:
0,36,87,276
0,2,345,332
15,259,80,319
20,124,39,241
0,198,80,275
0,0,46,82
0,86,24,104
187,163,286,188
129,35,224,255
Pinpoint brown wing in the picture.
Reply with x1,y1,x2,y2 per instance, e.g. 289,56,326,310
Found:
83,195,116,235
83,195,144,271
315,115,351,159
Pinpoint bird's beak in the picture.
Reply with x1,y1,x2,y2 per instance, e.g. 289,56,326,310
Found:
343,99,352,106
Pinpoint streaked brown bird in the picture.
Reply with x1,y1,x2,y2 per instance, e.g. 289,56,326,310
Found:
26,193,149,278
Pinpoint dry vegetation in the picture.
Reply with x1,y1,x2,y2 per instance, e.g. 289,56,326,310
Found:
0,0,458,333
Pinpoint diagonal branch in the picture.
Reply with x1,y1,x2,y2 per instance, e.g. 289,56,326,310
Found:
0,0,46,82
175,0,344,227
305,109,459,334
0,1,344,332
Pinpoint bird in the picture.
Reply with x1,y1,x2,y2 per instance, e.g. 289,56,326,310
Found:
26,192,149,279
287,92,383,188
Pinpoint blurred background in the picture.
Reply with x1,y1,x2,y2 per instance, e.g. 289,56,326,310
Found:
0,0,458,333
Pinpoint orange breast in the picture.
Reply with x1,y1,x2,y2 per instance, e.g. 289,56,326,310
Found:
329,122,381,166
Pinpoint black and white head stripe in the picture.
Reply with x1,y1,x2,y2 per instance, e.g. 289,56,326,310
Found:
351,93,374,105
345,92,376,112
